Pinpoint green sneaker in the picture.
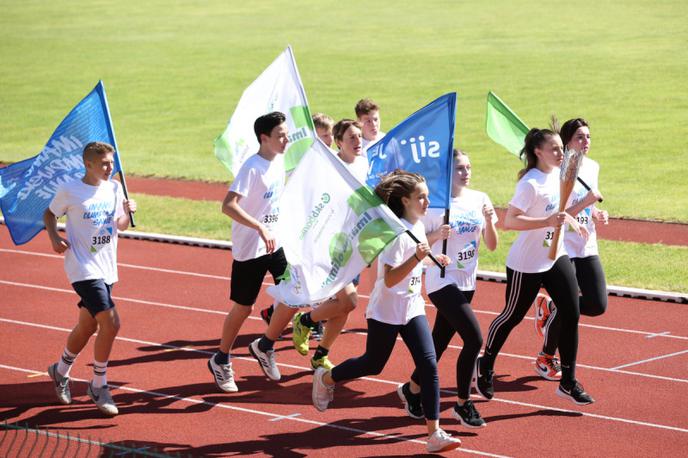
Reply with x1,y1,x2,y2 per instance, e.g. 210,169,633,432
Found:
292,312,312,356
311,355,334,371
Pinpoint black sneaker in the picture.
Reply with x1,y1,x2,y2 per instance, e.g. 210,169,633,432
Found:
260,305,273,325
452,400,486,428
396,383,424,419
556,381,594,405
473,357,494,400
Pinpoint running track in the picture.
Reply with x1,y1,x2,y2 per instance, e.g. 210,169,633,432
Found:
1,229,687,456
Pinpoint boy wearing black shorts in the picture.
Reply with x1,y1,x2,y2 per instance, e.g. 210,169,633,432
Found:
44,141,136,416
208,112,289,392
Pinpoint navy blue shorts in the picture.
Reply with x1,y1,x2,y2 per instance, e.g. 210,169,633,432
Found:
72,279,115,317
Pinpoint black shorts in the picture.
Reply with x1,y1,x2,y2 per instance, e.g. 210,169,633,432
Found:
230,248,288,306
72,279,115,317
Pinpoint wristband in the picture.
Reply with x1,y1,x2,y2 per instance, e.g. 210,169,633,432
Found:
414,253,422,262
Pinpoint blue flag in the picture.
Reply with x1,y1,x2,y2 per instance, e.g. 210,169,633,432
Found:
0,81,123,245
366,93,456,209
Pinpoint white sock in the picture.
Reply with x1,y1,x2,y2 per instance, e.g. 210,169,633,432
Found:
56,348,78,377
92,360,108,388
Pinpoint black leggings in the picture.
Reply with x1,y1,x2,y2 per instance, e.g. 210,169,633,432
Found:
410,286,481,400
483,255,580,384
331,315,440,420
543,255,607,355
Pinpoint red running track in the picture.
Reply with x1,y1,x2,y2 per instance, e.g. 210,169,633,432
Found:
1,229,687,457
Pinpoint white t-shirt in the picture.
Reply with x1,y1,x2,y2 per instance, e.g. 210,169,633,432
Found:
361,131,386,156
505,168,565,273
344,154,369,183
564,156,599,258
49,179,125,284
424,189,497,293
366,219,427,325
229,153,285,261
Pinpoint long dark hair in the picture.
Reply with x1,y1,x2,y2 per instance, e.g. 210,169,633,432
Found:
559,118,589,147
518,128,556,179
374,170,426,218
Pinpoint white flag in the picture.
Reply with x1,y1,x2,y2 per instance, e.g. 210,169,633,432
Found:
213,46,315,178
268,139,407,306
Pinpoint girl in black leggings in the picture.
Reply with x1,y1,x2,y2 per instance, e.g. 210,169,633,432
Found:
397,149,498,428
311,170,461,453
475,128,595,405
533,118,609,380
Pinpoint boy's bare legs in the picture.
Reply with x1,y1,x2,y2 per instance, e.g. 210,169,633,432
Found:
265,302,297,341
310,284,357,323
65,307,98,355
219,302,253,354
93,308,120,363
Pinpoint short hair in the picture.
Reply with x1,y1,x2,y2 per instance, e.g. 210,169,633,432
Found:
312,113,334,130
83,141,115,162
254,111,286,143
374,169,426,218
332,119,362,143
355,98,380,118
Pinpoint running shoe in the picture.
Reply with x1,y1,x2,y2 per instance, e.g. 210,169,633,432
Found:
248,338,281,381
311,355,334,371
534,352,562,381
473,357,494,400
534,293,554,338
452,400,486,428
312,367,334,412
291,312,312,356
47,363,71,405
207,355,238,392
87,383,118,416
426,429,461,453
556,381,594,405
396,382,424,419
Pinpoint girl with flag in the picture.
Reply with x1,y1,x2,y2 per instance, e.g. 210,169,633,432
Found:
474,128,596,405
533,118,608,380
311,170,462,453
397,149,498,428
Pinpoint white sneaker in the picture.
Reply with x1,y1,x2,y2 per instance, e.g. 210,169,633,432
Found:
426,428,461,453
47,363,71,404
312,367,334,412
208,355,238,392
248,338,281,381
87,383,118,416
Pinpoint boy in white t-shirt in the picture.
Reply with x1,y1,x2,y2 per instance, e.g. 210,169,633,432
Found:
355,98,386,153
208,112,290,392
45,141,136,416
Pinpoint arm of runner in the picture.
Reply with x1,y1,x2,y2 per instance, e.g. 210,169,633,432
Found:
504,205,566,231
482,204,499,251
566,189,603,217
221,190,276,253
117,199,137,231
426,224,450,246
383,242,432,288
43,209,70,254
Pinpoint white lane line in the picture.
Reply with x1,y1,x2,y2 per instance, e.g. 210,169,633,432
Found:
611,349,688,370
0,363,507,458
646,331,671,339
2,318,688,435
2,281,687,385
3,248,687,341
269,413,302,422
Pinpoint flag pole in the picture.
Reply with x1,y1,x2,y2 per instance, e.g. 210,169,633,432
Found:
97,81,136,227
405,230,443,269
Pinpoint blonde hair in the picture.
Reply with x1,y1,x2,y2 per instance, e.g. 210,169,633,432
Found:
312,112,334,130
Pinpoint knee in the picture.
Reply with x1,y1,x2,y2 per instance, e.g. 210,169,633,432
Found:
464,334,483,355
342,292,358,313
99,313,120,334
587,297,608,317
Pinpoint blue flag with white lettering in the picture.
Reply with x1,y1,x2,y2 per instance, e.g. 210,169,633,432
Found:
366,93,456,209
0,81,122,245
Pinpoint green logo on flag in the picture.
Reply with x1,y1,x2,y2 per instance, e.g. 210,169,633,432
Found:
358,218,397,264
285,105,315,171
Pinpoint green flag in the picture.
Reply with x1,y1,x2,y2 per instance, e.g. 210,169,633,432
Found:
485,91,529,156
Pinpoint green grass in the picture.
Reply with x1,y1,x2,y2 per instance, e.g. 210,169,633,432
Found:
127,194,688,293
1,1,687,221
